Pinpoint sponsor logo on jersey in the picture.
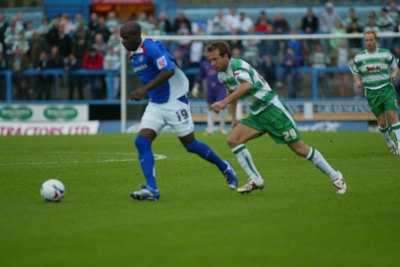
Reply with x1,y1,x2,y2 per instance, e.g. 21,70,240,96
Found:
366,65,381,71
133,64,148,73
157,56,167,69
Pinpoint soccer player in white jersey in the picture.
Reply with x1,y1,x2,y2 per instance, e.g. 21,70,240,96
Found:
120,22,238,201
206,41,346,194
350,31,400,155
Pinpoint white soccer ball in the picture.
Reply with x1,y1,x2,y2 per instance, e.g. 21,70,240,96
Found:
40,179,65,202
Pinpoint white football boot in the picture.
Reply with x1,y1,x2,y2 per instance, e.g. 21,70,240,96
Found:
332,171,347,194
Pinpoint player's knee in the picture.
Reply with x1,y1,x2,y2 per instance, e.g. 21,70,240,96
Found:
227,135,240,148
135,136,151,151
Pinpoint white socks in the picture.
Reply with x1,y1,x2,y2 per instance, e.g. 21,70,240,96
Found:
307,147,339,181
379,125,395,147
232,144,263,181
391,122,400,148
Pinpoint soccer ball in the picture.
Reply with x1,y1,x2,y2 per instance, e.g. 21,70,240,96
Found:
40,179,65,202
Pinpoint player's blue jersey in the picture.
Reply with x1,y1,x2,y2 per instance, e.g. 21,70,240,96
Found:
129,38,189,104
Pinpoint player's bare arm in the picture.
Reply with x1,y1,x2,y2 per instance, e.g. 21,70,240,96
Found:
390,66,399,81
131,69,175,100
352,73,363,88
211,81,252,112
230,98,239,128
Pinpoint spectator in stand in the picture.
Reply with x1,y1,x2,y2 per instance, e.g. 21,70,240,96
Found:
238,11,254,33
377,7,396,51
158,12,174,34
95,16,110,43
60,13,73,36
136,12,152,35
301,7,319,56
174,11,191,33
329,20,346,51
105,11,119,33
254,15,270,34
272,12,290,57
4,23,20,57
364,12,380,33
103,46,120,99
88,12,99,40
286,28,304,66
257,53,277,88
35,50,52,100
147,14,157,34
83,47,104,99
107,26,121,53
29,32,47,67
255,11,271,33
282,47,300,98
330,39,352,98
48,46,63,69
72,26,90,60
64,53,84,100
46,20,59,47
93,33,107,55
389,1,400,28
272,12,290,34
309,42,330,98
10,48,30,100
320,2,343,54
176,21,191,55
36,16,51,36
344,8,363,55
224,6,240,34
320,2,343,33
208,9,229,34
173,49,190,70
302,7,319,34
0,52,8,99
72,12,86,33
13,12,24,33
48,46,64,99
24,21,34,42
389,1,400,48
0,12,9,49
55,23,72,60
12,31,29,55
258,24,280,68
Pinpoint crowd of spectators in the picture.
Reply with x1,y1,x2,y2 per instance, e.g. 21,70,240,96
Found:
0,1,400,100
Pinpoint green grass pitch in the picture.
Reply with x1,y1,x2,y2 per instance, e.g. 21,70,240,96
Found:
0,132,399,267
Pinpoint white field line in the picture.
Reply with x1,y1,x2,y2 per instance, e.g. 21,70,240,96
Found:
0,152,167,166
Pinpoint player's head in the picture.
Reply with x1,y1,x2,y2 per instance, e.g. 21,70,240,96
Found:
206,41,231,72
120,21,142,52
364,31,377,52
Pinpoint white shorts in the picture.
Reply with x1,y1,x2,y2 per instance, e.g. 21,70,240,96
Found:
140,98,194,137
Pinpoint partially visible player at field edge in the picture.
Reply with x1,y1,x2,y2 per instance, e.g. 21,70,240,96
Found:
350,31,400,155
119,21,238,201
192,56,228,135
207,41,346,194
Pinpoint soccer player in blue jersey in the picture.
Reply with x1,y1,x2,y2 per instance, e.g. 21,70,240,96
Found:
120,21,238,201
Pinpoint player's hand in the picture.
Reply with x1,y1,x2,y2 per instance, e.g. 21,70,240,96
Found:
130,88,145,100
191,83,200,98
390,74,397,82
356,81,363,88
231,117,239,128
210,101,225,112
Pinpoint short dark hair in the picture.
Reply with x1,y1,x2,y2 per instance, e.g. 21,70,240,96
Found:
206,41,231,58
